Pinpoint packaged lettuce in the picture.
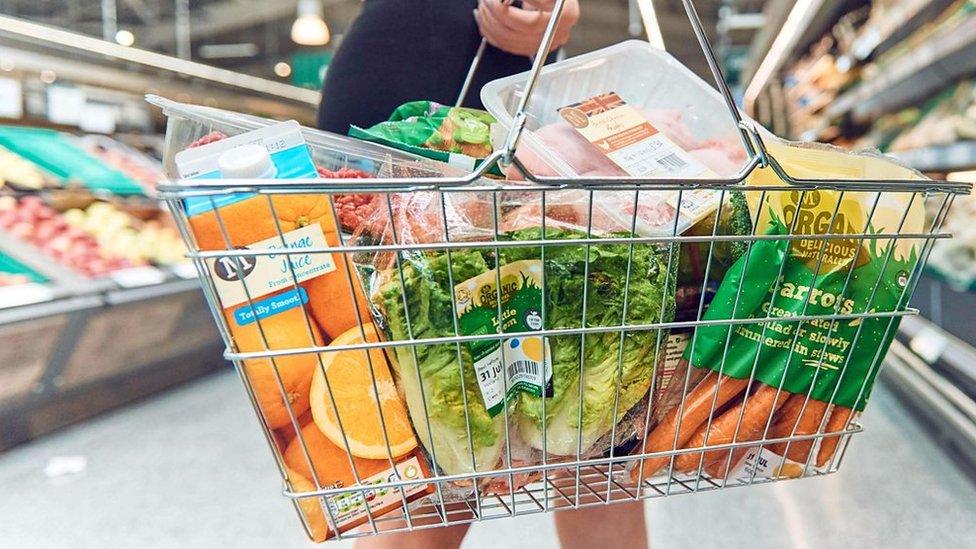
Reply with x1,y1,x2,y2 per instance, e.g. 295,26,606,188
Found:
349,100,501,174
683,140,928,412
361,189,675,479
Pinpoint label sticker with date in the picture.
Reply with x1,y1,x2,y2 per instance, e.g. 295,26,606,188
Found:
558,92,719,230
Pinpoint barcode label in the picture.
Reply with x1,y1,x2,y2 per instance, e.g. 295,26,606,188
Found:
657,153,688,170
508,360,541,379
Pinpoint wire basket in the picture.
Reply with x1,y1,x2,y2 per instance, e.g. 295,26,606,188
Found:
156,0,971,542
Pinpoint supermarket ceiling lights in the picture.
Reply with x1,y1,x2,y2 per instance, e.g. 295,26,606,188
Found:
114,30,135,47
744,0,825,114
274,62,292,78
291,0,331,47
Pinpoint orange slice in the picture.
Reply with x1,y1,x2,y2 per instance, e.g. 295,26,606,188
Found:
309,323,417,459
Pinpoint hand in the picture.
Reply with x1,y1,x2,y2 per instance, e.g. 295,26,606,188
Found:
474,0,581,57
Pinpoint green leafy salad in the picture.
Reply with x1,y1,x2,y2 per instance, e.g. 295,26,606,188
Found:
374,226,676,475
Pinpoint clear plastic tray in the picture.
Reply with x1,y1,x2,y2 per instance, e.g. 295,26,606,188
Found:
480,40,750,179
147,95,466,180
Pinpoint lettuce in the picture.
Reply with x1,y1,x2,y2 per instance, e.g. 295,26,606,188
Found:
377,249,505,475
501,228,676,455
376,227,675,473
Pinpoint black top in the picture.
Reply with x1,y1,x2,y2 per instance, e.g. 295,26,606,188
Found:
317,0,543,134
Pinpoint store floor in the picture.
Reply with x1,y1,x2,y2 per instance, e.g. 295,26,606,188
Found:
2,371,974,549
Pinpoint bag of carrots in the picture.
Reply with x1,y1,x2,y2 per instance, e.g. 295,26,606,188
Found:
633,140,929,483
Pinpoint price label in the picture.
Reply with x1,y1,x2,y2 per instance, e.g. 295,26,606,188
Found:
110,266,167,288
0,283,54,308
909,325,948,364
171,262,199,280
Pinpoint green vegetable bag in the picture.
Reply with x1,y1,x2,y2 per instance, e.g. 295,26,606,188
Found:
350,101,501,174
685,141,928,411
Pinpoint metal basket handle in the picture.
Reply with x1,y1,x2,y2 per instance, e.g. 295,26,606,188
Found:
499,0,758,163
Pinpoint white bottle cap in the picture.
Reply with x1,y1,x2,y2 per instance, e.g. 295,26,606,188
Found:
217,144,277,179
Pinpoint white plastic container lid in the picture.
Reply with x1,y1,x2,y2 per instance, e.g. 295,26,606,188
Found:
480,40,750,179
217,144,277,179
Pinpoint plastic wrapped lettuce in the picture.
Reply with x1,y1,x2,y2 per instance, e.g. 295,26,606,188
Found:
503,227,676,455
362,189,675,477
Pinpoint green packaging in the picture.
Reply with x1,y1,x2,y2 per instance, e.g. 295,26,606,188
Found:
349,100,502,174
684,141,927,411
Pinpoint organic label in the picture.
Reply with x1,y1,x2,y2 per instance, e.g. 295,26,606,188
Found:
208,224,336,308
558,92,717,226
454,260,552,416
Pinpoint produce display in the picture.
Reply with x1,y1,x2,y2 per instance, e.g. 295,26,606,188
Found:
78,136,164,192
0,126,144,195
63,202,186,266
0,195,134,277
0,251,45,287
0,145,56,190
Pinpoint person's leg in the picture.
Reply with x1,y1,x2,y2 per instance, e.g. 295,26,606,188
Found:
554,502,649,549
353,524,471,549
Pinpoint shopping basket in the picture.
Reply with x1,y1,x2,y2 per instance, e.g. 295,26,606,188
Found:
156,0,971,541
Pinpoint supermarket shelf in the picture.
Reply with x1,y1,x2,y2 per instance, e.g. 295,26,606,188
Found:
0,273,221,450
0,293,102,325
740,0,846,86
0,230,91,289
899,315,976,398
828,15,976,122
853,0,957,61
889,141,976,172
104,277,200,305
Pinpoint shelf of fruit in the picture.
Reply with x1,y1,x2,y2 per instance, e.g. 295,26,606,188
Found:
0,192,195,309
0,195,137,278
76,135,164,194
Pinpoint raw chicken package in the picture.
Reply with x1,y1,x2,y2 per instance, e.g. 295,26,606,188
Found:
481,40,751,237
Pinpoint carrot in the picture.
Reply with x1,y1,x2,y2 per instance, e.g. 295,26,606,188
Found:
767,395,829,463
674,383,790,473
631,372,749,482
816,406,854,468
704,447,748,479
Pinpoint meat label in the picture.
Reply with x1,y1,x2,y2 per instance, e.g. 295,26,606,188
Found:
558,92,719,229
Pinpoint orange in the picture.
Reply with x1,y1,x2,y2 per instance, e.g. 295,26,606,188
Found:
285,466,330,543
188,194,372,340
284,422,390,488
310,324,418,459
304,264,372,340
188,195,337,250
276,409,314,450
229,303,324,430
